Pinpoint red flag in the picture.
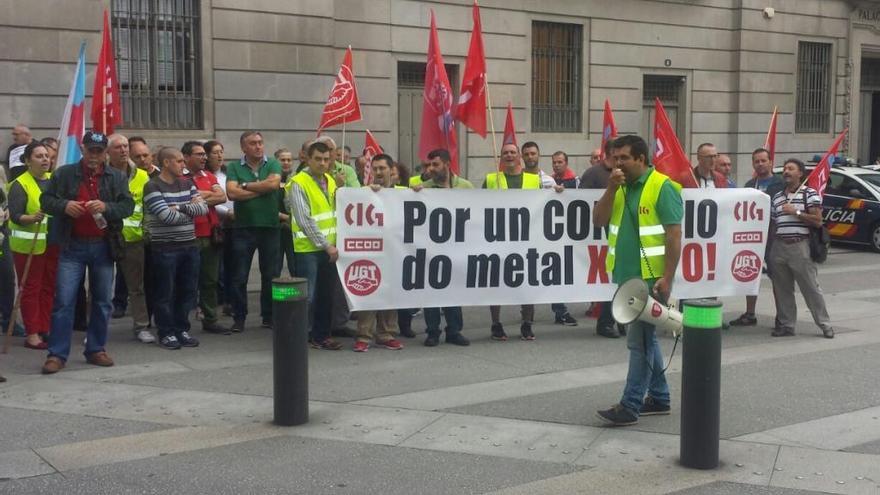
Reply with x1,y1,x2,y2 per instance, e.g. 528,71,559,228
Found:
91,9,122,134
454,0,487,138
500,102,517,170
653,98,697,188
419,11,459,173
806,128,847,200
764,106,778,164
600,99,618,160
362,129,383,185
317,46,362,133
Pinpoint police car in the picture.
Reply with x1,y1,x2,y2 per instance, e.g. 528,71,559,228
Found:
773,164,880,252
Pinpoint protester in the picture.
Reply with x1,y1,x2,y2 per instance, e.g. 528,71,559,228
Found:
205,140,234,316
130,137,159,178
6,124,33,181
7,142,57,349
289,141,343,350
413,148,472,347
275,147,296,277
39,131,135,374
483,142,541,341
768,158,833,338
354,153,405,352
717,153,736,187
729,148,784,328
693,143,728,188
106,134,154,343
144,147,207,349
593,135,682,426
40,137,59,171
521,141,556,188
226,131,282,332
184,141,229,335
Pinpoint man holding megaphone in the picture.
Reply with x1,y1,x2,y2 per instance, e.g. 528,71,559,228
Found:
592,135,684,426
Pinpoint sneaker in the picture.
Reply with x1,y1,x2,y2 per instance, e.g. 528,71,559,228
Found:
554,312,578,326
231,320,245,333
202,321,231,335
639,396,671,416
596,324,621,339
309,337,343,350
520,322,535,341
85,351,114,367
729,313,757,326
353,341,369,352
378,339,403,350
399,325,416,338
261,319,273,329
445,333,470,346
424,334,440,347
159,335,182,350
490,323,508,341
771,328,795,337
178,331,200,347
596,404,638,426
822,327,834,339
135,329,156,343
112,307,126,319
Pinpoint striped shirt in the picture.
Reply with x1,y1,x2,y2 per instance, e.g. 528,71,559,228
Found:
143,176,208,247
771,186,821,239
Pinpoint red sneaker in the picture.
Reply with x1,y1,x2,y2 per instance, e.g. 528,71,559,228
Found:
353,341,369,353
378,339,403,350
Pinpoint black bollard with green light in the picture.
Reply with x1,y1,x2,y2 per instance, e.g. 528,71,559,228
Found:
679,298,723,470
271,277,309,426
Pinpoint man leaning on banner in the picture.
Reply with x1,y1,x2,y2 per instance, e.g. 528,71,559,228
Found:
592,135,683,426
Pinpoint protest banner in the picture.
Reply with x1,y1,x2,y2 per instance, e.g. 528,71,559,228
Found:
336,188,770,311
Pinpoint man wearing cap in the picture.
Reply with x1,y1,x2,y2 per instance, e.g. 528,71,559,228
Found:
39,131,135,374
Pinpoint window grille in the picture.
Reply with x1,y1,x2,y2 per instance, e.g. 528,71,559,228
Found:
860,57,880,88
796,41,832,133
531,21,582,133
112,0,202,129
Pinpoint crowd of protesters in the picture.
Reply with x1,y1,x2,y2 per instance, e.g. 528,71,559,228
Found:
0,124,832,377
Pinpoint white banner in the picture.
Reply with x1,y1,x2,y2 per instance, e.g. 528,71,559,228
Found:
336,188,770,311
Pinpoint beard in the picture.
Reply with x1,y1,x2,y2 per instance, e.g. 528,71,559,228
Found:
432,169,449,184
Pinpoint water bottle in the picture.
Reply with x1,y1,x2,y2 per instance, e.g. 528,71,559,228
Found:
92,212,108,230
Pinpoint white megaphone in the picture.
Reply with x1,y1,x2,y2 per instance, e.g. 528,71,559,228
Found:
611,278,683,338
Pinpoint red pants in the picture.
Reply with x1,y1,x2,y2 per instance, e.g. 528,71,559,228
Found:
13,246,59,336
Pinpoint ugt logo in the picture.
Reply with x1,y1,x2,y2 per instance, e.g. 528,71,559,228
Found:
344,203,384,227
345,260,381,296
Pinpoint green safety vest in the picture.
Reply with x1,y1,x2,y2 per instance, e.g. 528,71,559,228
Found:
290,170,337,253
122,167,150,242
8,172,50,255
606,170,681,279
484,172,541,190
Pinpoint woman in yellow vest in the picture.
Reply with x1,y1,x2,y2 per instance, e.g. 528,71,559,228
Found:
7,142,58,349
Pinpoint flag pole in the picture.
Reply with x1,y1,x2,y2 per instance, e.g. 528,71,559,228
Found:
102,82,107,134
2,221,43,354
484,76,502,189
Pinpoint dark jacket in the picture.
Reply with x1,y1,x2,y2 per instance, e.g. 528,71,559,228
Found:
744,174,785,198
41,161,135,246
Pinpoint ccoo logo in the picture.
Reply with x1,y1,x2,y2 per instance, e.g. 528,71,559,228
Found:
345,260,381,296
344,203,384,227
731,250,761,282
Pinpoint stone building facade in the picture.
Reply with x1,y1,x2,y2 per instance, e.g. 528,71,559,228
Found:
4,0,880,183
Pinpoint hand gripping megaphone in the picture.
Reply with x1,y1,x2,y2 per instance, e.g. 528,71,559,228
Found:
611,278,683,337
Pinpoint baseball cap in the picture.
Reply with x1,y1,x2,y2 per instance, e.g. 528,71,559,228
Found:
82,131,109,150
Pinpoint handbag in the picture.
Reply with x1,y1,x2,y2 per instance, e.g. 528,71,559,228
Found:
803,191,829,263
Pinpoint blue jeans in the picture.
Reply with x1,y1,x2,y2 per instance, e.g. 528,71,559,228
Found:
48,240,115,361
151,245,200,339
551,303,568,318
230,227,280,322
620,319,670,415
424,307,463,337
295,251,337,342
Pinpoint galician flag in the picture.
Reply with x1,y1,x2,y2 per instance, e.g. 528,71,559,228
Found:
57,42,87,167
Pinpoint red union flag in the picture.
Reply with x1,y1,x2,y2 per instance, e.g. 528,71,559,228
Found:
600,99,618,160
419,11,459,174
362,129,383,185
454,0,487,137
499,102,517,170
317,46,362,133
764,106,778,164
653,98,698,188
91,9,122,134
806,128,847,200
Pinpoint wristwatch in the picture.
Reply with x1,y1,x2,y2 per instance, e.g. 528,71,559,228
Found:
796,210,801,216
241,182,248,190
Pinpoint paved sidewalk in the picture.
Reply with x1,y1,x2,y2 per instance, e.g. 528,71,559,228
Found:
1,246,879,494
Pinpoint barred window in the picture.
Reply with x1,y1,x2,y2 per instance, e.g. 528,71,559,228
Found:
111,0,202,129
795,41,832,133
642,75,686,144
531,21,582,133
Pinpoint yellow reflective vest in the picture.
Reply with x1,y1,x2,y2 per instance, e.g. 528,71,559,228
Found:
290,171,337,253
8,171,50,255
122,167,150,242
409,175,423,187
484,172,541,189
606,170,681,279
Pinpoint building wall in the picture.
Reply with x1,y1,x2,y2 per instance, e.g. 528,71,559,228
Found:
0,0,862,185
